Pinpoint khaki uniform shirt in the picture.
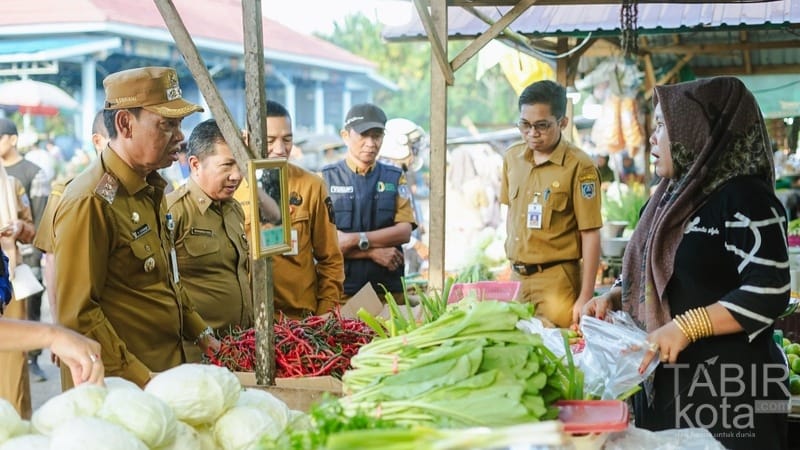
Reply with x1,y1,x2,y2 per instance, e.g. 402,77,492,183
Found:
166,178,253,333
500,138,602,264
33,179,69,254
234,163,344,317
52,147,207,387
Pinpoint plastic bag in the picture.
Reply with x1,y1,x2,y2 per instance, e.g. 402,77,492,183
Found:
578,311,659,399
516,317,572,359
605,427,726,450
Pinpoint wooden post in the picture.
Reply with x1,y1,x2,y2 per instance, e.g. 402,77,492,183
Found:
427,0,448,291
241,0,275,386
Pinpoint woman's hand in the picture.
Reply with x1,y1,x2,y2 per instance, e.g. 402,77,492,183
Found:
581,291,617,321
639,321,690,373
48,326,105,386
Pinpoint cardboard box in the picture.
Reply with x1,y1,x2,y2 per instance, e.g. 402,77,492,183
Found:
236,372,343,411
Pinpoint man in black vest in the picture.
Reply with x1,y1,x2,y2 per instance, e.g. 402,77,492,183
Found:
322,104,416,303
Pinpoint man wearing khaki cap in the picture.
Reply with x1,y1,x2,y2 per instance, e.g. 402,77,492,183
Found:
52,67,219,389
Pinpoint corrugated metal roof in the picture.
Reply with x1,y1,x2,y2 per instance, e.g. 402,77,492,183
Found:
384,1,800,77
385,1,800,39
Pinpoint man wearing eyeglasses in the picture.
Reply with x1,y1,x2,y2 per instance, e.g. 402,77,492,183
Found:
500,80,602,328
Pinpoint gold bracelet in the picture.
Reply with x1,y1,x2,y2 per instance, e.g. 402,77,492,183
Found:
673,315,694,342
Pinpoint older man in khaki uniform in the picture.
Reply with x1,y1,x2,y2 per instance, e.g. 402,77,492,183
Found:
52,67,218,389
501,80,602,328
167,119,252,361
234,100,344,317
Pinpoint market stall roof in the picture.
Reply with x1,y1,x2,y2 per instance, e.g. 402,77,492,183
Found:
384,1,800,77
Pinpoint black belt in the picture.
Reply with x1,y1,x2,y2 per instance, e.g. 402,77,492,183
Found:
512,260,576,276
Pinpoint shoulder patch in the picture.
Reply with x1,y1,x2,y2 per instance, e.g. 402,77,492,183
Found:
94,173,119,204
581,181,596,199
324,197,335,224
578,167,600,182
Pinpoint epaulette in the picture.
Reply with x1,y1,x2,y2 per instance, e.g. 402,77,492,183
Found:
94,173,119,204
166,183,190,209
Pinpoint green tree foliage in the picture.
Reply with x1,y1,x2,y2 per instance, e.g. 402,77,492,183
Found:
318,13,519,131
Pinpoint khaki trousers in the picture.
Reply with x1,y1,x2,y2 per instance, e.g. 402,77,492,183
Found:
512,260,581,329
0,298,32,418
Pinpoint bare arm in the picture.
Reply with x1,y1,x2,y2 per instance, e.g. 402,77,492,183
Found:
0,319,104,385
572,228,601,324
338,222,413,256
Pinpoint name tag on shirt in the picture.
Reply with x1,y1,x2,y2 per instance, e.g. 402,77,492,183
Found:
190,227,214,237
527,200,542,229
132,224,151,240
283,229,299,256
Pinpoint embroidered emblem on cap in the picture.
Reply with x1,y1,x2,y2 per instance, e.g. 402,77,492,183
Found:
165,70,182,101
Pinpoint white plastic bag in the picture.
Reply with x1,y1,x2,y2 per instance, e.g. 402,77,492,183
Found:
579,311,659,399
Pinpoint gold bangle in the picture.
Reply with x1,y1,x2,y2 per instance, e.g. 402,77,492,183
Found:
673,316,693,342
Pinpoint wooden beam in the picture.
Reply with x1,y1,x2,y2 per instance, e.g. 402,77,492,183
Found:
241,0,275,387
451,0,538,72
643,53,657,94
413,0,455,85
693,64,800,76
645,39,800,55
428,0,448,291
644,52,694,99
740,31,752,74
152,0,255,167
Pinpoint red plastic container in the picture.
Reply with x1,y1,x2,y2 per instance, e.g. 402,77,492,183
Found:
556,400,629,434
447,281,521,303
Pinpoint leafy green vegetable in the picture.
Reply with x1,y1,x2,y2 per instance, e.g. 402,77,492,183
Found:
602,181,648,229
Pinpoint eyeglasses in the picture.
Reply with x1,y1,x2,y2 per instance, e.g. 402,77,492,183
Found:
517,119,558,134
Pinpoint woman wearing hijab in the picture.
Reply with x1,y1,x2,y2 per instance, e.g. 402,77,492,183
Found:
581,77,789,449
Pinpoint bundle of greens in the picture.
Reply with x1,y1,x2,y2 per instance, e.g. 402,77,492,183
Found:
342,300,577,428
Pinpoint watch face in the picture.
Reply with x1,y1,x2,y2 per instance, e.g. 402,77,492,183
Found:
359,239,369,250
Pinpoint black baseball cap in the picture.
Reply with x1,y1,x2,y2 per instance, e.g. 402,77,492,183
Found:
0,118,18,136
344,103,387,134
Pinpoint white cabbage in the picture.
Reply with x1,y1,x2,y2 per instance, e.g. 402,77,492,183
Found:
145,364,240,426
104,376,141,391
213,405,282,450
98,387,178,448
31,384,107,435
0,434,50,450
235,389,289,431
153,421,216,450
49,417,148,450
0,399,22,443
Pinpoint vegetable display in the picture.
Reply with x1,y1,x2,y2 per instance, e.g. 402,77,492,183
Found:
341,300,577,427
205,313,374,379
0,364,297,450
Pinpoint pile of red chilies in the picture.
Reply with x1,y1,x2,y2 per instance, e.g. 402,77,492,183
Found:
206,311,375,379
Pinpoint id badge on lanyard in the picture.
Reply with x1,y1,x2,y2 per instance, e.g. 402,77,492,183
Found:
526,193,542,229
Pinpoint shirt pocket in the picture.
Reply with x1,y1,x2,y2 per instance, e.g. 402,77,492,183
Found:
331,194,354,230
183,234,221,257
129,236,162,283
375,192,396,227
544,191,569,229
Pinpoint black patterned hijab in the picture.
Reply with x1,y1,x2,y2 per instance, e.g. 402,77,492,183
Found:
622,77,774,331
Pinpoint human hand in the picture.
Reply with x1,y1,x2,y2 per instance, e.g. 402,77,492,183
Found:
581,293,615,321
0,223,14,237
48,326,104,386
371,247,404,271
638,321,690,373
198,334,221,355
572,296,591,325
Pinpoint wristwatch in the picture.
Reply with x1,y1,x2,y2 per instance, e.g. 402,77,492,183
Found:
358,232,370,251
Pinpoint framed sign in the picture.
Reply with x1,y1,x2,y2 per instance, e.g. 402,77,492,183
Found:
247,158,291,258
